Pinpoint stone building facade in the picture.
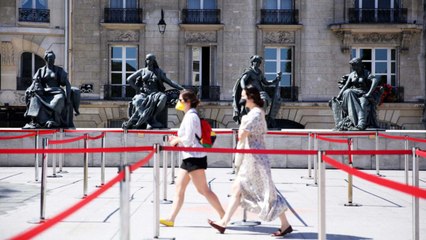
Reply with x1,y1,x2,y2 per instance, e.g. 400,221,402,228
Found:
0,0,425,130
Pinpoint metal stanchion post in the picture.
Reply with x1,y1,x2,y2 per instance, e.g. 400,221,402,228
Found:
153,143,160,239
40,138,48,222
123,129,128,168
48,133,61,178
34,131,39,182
318,150,326,240
375,131,383,176
161,135,172,204
170,150,175,185
83,133,89,197
344,139,360,207
307,132,313,178
412,147,419,240
100,132,106,186
120,165,130,240
309,133,318,186
58,128,65,173
230,128,238,175
404,136,409,185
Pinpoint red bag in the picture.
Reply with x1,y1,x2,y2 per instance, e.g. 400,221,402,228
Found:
196,118,216,148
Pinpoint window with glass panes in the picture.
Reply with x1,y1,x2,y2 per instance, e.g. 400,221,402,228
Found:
110,46,137,98
351,48,396,86
19,52,44,90
264,47,293,86
188,0,216,9
264,0,293,9
110,0,137,8
21,0,48,9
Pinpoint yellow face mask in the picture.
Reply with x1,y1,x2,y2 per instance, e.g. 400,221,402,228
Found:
175,100,185,111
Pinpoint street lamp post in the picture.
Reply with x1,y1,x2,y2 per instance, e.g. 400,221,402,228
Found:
158,9,166,34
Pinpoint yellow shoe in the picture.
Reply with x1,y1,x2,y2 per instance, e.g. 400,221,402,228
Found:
160,219,174,227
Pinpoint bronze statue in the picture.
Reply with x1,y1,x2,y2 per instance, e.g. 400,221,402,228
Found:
330,57,382,131
122,53,184,129
23,50,80,129
232,55,281,127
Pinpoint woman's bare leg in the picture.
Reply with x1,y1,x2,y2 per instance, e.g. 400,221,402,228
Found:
165,169,191,222
189,169,225,218
214,179,242,227
278,211,291,230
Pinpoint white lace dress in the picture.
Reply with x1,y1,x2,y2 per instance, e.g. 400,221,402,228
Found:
237,107,288,221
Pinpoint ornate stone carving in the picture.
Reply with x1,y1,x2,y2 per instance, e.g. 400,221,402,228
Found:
108,30,138,42
184,31,216,43
0,41,15,66
264,31,295,44
352,33,400,44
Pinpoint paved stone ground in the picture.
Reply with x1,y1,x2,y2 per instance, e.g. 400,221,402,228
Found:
0,167,425,240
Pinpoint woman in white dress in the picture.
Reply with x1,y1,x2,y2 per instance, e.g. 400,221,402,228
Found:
208,86,292,237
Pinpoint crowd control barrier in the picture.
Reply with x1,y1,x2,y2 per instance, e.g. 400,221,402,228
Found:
1,128,425,240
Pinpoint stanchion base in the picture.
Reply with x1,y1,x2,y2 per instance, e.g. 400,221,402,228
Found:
170,181,175,185
27,218,46,224
230,220,261,226
96,184,105,188
344,203,362,207
227,170,236,175
47,174,63,178
376,173,385,177
160,199,173,204
58,170,69,174
153,237,175,240
301,176,313,179
305,183,318,187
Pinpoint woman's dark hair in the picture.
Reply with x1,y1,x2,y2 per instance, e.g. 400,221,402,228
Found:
180,89,200,108
244,85,264,108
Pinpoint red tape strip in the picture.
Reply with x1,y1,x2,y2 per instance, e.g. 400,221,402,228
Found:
378,133,406,140
9,171,125,240
48,135,86,145
0,132,36,140
316,135,348,144
130,151,155,172
322,155,426,199
0,146,154,154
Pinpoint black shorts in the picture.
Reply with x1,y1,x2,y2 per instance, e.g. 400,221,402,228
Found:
180,156,208,172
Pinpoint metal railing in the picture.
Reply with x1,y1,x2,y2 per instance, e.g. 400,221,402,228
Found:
104,8,143,23
260,9,299,24
19,8,50,23
348,8,407,23
181,9,221,24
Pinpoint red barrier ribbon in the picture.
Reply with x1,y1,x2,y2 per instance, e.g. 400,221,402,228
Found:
87,132,105,140
9,171,125,240
322,155,426,199
48,135,86,145
130,150,155,172
378,133,406,140
406,136,426,144
415,149,426,158
0,146,154,154
0,132,36,140
317,132,374,137
316,135,348,144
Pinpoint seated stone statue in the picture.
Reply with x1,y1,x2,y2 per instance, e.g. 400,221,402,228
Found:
122,54,184,129
232,55,281,127
330,57,382,131
23,50,80,129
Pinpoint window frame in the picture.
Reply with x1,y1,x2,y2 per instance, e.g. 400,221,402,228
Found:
264,47,293,87
109,45,138,98
20,0,48,9
351,47,397,86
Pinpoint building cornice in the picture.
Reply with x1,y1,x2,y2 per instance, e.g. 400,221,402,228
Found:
0,26,64,36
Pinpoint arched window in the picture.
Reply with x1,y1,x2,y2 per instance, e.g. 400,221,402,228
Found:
18,52,44,90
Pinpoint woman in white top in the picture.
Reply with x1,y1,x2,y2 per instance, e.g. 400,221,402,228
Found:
160,90,225,227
